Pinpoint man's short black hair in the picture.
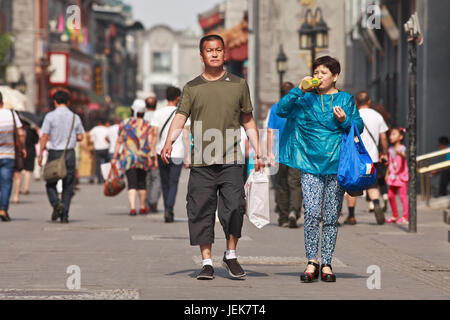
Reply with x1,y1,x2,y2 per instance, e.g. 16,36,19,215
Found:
313,56,341,75
438,136,449,146
166,86,181,101
53,90,70,105
199,34,225,53
0,91,2,104
281,82,295,97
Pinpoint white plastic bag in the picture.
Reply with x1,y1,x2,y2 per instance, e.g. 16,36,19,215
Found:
244,170,270,229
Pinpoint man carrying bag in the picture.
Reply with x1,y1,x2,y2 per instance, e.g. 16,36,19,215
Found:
38,90,85,223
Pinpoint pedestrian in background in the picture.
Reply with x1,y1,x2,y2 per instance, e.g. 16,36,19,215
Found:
437,136,449,196
386,128,409,224
11,121,39,203
344,91,389,226
277,56,364,283
144,93,157,123
78,132,95,184
89,119,110,184
107,119,121,161
150,86,190,223
161,35,264,281
111,99,153,216
144,94,161,213
38,90,85,223
267,81,303,229
0,92,26,222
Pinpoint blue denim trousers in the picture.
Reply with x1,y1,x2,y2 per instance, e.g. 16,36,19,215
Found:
0,158,15,211
157,155,183,214
45,149,76,218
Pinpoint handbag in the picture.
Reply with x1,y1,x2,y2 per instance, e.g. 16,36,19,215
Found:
43,114,75,183
11,110,25,171
244,170,270,229
338,121,376,192
104,163,125,196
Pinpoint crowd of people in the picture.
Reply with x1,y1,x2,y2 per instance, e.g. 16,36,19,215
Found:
1,34,449,284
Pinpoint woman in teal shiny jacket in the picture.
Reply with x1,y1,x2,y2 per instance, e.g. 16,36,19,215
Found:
276,56,363,283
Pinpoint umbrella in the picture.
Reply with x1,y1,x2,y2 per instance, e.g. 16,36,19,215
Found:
0,86,29,111
17,111,45,129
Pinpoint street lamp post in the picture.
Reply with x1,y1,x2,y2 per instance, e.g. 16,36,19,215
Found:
298,8,329,75
276,45,288,99
404,13,424,234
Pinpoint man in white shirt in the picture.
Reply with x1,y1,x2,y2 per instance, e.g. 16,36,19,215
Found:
0,91,26,221
344,91,389,226
107,119,120,160
143,93,157,124
89,119,110,184
150,86,191,222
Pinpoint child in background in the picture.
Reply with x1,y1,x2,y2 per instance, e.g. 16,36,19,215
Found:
385,128,409,224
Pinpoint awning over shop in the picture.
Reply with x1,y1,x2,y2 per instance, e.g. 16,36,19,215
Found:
207,18,249,62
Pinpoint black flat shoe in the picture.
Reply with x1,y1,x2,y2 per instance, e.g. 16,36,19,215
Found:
320,264,336,282
0,214,10,222
300,261,319,283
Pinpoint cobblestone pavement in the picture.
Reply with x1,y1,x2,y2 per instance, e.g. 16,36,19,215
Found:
1,169,449,300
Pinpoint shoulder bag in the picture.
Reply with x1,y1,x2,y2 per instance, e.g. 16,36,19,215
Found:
11,110,25,171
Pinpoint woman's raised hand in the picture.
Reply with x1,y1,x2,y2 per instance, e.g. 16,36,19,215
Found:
333,106,347,123
299,76,314,92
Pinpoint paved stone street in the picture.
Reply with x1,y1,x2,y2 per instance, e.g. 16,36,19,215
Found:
1,169,449,300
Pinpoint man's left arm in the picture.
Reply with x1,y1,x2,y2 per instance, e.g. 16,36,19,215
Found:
379,132,389,163
241,112,264,172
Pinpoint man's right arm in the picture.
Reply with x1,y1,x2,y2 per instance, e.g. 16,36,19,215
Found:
38,134,50,166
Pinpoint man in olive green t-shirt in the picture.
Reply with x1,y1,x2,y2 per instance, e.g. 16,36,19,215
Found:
161,34,264,281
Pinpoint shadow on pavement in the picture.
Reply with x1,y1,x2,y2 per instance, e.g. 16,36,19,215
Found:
166,268,269,279
274,272,366,279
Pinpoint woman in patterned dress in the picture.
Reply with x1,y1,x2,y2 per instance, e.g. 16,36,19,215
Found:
277,56,364,282
111,100,154,216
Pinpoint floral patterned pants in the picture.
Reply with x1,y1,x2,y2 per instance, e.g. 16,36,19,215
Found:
301,172,345,265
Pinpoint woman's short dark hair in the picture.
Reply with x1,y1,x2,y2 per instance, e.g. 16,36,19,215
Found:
313,56,341,75
199,34,225,53
53,90,70,105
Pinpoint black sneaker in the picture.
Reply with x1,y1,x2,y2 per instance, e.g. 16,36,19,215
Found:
52,203,64,221
197,265,215,280
222,252,246,279
61,217,69,224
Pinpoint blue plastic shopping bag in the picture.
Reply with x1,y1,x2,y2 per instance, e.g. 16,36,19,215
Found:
338,122,376,192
